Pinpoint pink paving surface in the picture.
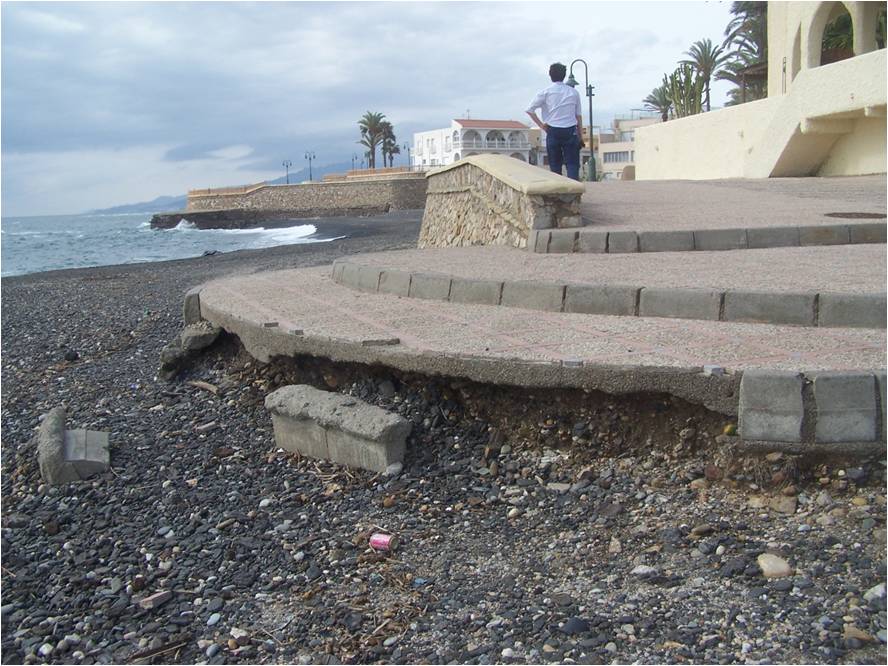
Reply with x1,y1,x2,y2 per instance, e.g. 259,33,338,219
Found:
579,176,886,230
338,244,886,294
200,267,886,373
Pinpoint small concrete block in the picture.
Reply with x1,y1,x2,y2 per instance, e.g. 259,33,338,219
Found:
738,370,805,442
607,231,638,253
356,266,382,293
38,407,111,485
533,230,551,253
378,270,412,296
288,328,304,336
747,226,800,249
813,372,877,442
500,281,565,311
408,273,452,300
183,287,202,324
262,321,279,328
180,322,222,350
339,262,361,289
548,230,577,254
848,222,887,244
562,359,584,368
265,385,411,473
449,278,503,305
638,230,694,253
723,291,816,326
694,228,747,251
564,284,639,316
818,293,887,329
63,430,110,479
577,230,608,253
798,224,849,246
638,287,722,321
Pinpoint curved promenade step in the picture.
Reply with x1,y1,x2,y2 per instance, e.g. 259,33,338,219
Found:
331,245,887,329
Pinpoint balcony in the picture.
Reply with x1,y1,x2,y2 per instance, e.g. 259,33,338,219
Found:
453,139,531,150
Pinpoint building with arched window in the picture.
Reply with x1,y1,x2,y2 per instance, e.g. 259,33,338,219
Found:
411,119,533,168
636,1,886,179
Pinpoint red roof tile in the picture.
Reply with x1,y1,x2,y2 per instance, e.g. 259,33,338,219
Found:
454,119,529,129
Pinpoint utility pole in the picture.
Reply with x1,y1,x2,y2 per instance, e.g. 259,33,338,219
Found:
282,159,293,184
304,151,316,182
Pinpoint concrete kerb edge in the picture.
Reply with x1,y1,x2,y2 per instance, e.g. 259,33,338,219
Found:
183,286,203,324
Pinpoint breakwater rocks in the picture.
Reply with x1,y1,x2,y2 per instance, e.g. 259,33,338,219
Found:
149,206,391,230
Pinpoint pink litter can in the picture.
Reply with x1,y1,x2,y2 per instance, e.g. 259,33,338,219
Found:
369,533,398,552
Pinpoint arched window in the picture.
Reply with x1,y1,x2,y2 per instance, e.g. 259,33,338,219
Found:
820,3,854,65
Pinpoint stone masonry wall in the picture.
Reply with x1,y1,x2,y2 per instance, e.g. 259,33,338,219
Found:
418,161,581,250
186,177,427,214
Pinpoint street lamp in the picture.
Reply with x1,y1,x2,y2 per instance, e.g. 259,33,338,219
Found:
304,151,316,181
352,153,358,171
566,59,596,182
402,142,411,170
282,159,293,185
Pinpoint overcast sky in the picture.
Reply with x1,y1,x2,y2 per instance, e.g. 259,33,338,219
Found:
1,1,735,216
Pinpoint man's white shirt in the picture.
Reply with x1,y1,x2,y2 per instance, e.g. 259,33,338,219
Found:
526,82,582,128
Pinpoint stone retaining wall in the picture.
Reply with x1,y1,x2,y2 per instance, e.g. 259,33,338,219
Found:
418,154,584,250
185,177,427,214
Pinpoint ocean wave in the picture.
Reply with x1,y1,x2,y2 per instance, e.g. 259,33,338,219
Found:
173,219,196,231
138,221,151,229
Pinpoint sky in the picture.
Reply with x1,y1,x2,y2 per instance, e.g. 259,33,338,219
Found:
1,0,736,216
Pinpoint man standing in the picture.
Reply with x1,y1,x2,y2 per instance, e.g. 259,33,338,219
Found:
526,62,584,181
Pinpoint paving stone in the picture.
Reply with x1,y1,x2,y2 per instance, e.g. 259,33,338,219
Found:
638,230,694,253
500,281,565,312
408,273,451,300
577,230,608,253
738,371,804,442
607,231,638,253
746,226,800,249
694,228,748,251
798,224,849,246
265,385,411,473
533,230,551,253
638,287,722,321
183,287,202,324
356,266,382,293
817,293,886,328
563,284,639,316
548,230,577,254
377,270,412,297
813,372,878,443
848,222,886,244
449,278,503,305
723,291,816,326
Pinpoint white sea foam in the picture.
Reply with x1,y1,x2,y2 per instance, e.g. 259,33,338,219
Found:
173,219,196,230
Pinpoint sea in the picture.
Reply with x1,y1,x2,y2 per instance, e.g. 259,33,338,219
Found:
0,213,338,278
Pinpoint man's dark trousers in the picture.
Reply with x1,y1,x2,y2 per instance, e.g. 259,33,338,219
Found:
546,126,580,180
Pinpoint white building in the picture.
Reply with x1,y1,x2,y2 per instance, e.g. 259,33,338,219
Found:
412,119,533,168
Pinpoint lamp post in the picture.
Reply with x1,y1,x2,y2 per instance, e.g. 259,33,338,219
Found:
304,151,316,181
352,153,358,171
566,59,596,182
402,142,411,170
282,159,293,184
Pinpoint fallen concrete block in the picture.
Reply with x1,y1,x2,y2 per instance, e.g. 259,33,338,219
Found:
638,230,694,253
378,270,412,297
798,224,849,246
738,371,804,442
548,230,577,254
37,407,110,484
607,231,638,253
577,230,608,253
265,385,411,473
408,273,452,300
723,291,816,326
746,226,800,249
813,372,877,443
694,228,747,251
848,222,886,244
564,284,639,316
180,321,222,351
500,281,565,312
818,293,887,329
449,278,503,305
638,287,722,321
183,287,202,324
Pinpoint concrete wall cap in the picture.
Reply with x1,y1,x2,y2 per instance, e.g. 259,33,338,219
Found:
427,154,585,196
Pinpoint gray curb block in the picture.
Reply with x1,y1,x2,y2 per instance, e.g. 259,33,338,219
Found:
530,221,885,254
183,286,203,324
37,407,111,485
738,370,885,445
331,260,886,329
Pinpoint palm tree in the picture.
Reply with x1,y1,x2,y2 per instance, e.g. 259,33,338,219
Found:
719,2,768,103
681,38,730,111
643,83,672,122
379,120,399,168
358,111,387,169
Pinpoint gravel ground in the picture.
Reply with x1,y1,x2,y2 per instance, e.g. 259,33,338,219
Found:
2,212,886,665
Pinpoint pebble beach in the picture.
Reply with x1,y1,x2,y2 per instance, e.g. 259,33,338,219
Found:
2,213,886,665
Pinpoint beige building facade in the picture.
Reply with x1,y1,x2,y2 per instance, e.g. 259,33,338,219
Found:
636,1,886,180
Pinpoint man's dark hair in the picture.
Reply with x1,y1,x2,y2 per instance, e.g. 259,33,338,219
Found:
549,62,567,82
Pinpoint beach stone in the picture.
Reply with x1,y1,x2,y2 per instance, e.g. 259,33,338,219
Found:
757,553,792,578
180,321,221,351
36,408,110,485
139,591,172,610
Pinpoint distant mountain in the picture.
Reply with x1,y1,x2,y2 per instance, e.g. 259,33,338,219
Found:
88,162,355,215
